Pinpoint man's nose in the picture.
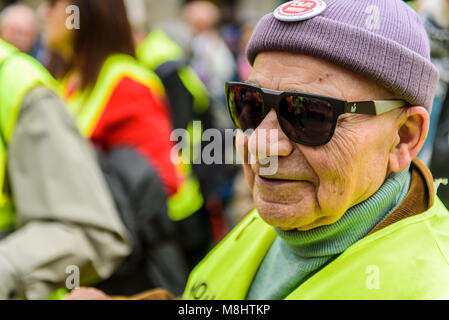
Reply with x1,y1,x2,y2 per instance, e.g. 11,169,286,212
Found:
248,109,294,159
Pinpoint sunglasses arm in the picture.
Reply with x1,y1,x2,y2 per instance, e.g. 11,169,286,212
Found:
344,100,408,116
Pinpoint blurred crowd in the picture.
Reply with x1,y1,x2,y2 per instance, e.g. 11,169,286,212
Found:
0,0,269,226
0,0,448,299
0,0,278,299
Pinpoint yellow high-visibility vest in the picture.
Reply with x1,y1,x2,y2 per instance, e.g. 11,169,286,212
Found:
62,54,203,222
0,40,57,233
184,197,449,300
136,31,209,221
136,29,209,115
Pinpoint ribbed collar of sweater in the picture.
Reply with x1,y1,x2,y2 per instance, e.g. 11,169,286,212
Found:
275,168,411,259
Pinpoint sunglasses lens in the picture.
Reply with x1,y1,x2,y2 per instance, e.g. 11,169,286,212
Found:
227,83,336,146
227,85,264,131
278,95,334,145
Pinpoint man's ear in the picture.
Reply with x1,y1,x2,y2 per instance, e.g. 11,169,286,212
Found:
389,106,429,173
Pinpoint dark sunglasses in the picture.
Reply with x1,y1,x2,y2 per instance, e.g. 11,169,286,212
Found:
225,81,409,146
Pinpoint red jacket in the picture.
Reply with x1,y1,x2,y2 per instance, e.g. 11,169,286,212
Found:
65,76,182,196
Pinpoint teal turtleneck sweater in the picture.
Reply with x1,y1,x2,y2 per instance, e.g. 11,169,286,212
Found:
246,168,412,300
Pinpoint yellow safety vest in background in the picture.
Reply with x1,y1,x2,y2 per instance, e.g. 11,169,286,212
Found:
183,197,449,300
136,29,209,116
137,32,209,222
0,40,57,234
136,30,209,164
62,53,203,222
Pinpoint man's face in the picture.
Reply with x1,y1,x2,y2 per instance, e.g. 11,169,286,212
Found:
0,7,37,53
237,51,404,231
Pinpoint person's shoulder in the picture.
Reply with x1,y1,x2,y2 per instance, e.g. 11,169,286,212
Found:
98,54,166,100
18,86,77,130
114,75,149,94
110,76,161,105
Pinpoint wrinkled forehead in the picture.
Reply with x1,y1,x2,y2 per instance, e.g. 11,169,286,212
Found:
249,51,399,102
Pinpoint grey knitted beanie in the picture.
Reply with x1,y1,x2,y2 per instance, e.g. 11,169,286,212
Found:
247,0,439,112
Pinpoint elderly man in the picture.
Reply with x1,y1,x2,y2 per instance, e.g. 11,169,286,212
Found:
0,4,38,54
183,0,449,300
67,0,449,300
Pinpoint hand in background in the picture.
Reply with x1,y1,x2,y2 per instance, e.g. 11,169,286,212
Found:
64,288,112,300
64,287,177,300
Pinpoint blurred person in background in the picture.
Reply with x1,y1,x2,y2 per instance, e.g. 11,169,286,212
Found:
416,0,449,208
182,0,236,129
0,3,38,54
126,0,226,255
181,0,241,231
42,0,194,296
417,0,449,164
236,22,255,83
31,1,54,65
0,38,130,299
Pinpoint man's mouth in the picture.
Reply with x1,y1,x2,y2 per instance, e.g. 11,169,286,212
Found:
256,175,296,186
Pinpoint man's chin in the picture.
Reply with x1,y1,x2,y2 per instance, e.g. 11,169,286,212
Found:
254,197,318,231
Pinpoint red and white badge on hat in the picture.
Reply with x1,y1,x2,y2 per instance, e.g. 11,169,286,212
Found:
274,0,327,22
